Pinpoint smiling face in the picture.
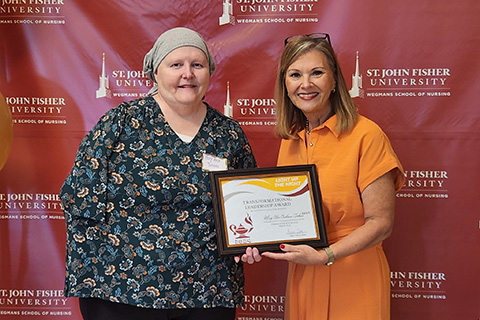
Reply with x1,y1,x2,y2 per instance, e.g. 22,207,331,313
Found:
285,49,336,120
154,46,210,109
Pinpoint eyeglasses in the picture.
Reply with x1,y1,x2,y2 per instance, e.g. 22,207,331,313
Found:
284,33,331,46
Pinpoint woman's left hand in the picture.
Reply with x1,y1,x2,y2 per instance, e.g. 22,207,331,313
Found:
234,247,262,264
262,244,325,265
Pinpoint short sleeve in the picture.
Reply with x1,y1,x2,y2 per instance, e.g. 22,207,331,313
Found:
59,103,128,222
357,124,405,192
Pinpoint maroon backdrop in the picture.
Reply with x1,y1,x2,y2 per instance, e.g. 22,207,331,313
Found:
1,1,479,319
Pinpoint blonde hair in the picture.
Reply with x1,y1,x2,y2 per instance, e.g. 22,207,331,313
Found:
274,36,358,139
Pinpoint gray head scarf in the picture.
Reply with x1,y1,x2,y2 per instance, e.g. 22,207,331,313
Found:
143,27,216,96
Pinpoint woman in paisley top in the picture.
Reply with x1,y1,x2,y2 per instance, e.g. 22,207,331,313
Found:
60,27,256,320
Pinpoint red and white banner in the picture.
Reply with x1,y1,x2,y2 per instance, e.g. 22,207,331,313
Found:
1,1,479,319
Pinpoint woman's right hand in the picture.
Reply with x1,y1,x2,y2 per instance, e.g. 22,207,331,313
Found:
261,244,326,265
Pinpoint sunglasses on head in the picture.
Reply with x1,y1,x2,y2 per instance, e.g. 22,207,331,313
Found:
284,33,331,46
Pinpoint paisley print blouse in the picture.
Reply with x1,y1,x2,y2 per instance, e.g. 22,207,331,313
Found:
60,97,256,309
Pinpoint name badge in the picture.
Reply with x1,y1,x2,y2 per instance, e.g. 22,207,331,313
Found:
202,153,228,171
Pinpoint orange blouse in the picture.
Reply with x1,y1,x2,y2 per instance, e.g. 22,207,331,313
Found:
277,115,404,320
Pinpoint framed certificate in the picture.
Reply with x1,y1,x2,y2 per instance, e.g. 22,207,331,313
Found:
209,164,328,256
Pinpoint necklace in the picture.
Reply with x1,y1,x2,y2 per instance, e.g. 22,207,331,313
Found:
306,111,334,135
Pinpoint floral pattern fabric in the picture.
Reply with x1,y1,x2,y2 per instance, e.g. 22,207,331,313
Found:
60,97,256,309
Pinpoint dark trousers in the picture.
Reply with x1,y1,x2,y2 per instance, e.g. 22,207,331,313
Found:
79,298,236,320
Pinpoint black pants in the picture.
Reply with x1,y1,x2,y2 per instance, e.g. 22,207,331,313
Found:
79,298,236,320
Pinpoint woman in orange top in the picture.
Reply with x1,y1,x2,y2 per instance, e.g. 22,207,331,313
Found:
242,34,405,319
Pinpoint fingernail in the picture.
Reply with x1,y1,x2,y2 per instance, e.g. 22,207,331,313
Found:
280,244,285,249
